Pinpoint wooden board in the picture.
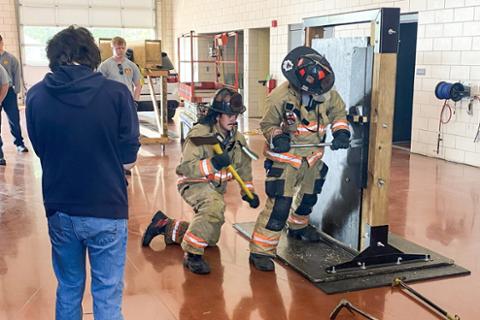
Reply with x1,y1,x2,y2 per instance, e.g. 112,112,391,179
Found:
305,26,324,47
98,38,162,69
130,40,162,69
99,38,112,62
361,53,397,228
140,135,169,145
144,69,169,77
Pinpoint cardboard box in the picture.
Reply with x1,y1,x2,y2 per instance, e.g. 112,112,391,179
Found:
98,38,162,69
129,40,162,69
98,38,112,62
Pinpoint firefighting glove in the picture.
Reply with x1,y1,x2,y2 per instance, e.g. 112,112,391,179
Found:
211,152,231,170
271,133,291,153
331,130,351,150
242,193,260,208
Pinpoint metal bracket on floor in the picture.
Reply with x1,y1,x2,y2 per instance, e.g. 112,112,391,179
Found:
326,225,430,274
330,299,379,320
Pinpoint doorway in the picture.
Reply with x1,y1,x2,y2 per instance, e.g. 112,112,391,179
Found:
393,20,418,150
245,28,270,119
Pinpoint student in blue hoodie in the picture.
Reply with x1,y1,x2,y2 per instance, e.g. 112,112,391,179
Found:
26,26,140,320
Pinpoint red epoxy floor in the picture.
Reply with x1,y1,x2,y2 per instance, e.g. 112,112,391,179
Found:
0,113,479,319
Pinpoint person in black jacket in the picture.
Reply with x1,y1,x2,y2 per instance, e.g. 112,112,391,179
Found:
26,26,140,320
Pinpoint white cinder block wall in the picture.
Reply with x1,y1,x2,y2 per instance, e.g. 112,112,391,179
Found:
0,0,20,66
158,0,480,168
3,0,480,167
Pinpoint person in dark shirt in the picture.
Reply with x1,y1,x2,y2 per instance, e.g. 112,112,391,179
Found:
0,64,9,165
0,33,29,164
26,26,140,320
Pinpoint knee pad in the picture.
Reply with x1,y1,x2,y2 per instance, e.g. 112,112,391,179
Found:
266,196,293,231
265,179,285,197
295,193,318,215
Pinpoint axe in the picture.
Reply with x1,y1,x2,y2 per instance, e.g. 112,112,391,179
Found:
189,134,254,200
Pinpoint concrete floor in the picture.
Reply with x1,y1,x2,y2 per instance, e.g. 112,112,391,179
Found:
0,112,479,319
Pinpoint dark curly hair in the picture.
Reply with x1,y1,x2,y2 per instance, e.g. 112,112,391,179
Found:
198,110,220,126
46,25,101,70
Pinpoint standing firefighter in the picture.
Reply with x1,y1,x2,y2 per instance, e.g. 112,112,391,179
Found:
249,46,351,271
142,88,260,274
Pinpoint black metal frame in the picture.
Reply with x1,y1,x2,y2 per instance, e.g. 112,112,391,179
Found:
304,8,400,53
304,8,429,274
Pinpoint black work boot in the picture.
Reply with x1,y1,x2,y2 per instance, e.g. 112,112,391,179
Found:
287,225,321,242
183,253,210,274
249,253,275,271
141,211,170,247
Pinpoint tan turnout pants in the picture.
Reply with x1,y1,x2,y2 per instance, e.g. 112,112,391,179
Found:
177,183,226,255
250,159,328,256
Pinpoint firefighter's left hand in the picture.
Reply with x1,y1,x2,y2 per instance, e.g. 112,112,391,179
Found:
331,130,351,150
242,193,260,208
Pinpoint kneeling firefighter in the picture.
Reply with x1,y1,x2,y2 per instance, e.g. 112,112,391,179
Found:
142,88,260,274
249,46,351,271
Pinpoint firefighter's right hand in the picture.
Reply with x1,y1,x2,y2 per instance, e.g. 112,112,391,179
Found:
211,152,231,170
271,133,291,153
331,130,351,150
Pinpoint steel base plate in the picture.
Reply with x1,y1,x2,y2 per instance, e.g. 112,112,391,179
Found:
234,222,470,294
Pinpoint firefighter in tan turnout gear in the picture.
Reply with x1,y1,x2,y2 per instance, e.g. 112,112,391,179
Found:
142,88,260,274
249,46,351,271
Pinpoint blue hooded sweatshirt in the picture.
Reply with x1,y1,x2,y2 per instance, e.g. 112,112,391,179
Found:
26,65,140,219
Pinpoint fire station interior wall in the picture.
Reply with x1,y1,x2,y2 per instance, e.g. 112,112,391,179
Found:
156,0,174,62
160,0,480,169
244,28,269,118
288,23,304,51
3,0,480,167
1,5,20,63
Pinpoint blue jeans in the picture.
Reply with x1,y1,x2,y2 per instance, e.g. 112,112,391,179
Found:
48,212,128,320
